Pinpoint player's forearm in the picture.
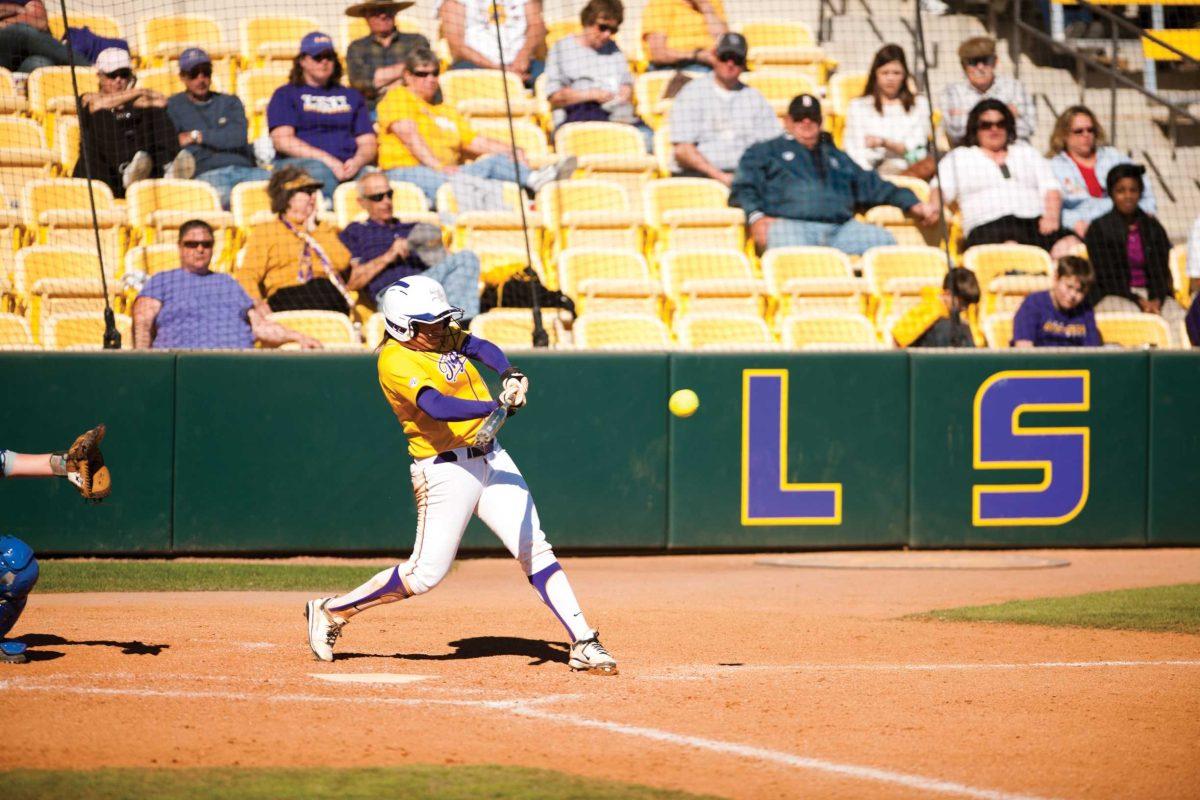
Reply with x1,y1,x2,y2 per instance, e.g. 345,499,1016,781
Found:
416,388,499,421
0,451,57,478
674,143,725,181
461,334,511,374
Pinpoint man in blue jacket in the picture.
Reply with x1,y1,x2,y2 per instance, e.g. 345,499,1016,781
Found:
731,94,940,255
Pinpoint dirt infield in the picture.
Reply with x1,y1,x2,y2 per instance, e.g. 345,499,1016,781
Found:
7,549,1200,799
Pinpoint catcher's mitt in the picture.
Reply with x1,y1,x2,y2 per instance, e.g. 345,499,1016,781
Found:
65,424,111,502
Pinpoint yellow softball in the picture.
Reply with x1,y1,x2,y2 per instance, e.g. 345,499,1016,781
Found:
669,389,699,418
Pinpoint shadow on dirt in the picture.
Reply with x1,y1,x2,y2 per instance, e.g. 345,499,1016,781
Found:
16,632,171,658
338,635,568,665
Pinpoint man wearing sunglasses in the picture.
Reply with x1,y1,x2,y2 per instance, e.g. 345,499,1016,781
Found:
345,1,431,111
133,219,320,350
75,47,193,198
668,32,779,187
938,36,1034,146
166,48,269,210
339,171,482,319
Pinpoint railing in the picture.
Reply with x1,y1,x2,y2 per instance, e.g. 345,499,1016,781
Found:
1007,0,1199,156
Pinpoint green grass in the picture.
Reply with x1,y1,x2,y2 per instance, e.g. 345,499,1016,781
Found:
35,561,385,593
0,767,722,800
914,583,1200,634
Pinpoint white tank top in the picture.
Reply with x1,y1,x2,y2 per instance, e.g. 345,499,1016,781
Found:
440,0,528,65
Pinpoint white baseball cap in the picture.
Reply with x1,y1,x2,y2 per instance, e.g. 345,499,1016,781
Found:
95,47,132,74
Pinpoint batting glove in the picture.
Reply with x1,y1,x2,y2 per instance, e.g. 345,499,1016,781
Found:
500,367,529,409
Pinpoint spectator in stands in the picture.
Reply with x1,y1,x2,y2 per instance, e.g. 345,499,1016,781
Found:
133,219,321,350
1011,255,1102,347
377,47,576,206
545,0,652,151
74,48,192,199
641,0,728,72
668,32,779,186
939,36,1035,146
1084,163,1187,343
731,94,939,255
345,1,431,112
844,44,933,178
930,99,1080,258
339,171,482,318
439,0,546,87
267,32,377,201
166,48,269,211
891,267,982,348
1189,213,1200,298
0,0,90,72
237,166,355,315
1047,105,1156,238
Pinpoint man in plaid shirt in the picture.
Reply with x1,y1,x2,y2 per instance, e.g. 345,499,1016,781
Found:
345,1,431,112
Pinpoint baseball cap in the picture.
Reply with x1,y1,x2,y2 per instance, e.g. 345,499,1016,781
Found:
94,47,131,74
788,93,822,122
300,31,336,57
715,32,748,61
178,47,211,73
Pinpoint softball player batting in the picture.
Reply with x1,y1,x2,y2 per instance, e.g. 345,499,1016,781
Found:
305,276,617,674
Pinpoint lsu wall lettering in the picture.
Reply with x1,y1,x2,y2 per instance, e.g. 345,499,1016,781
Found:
741,369,841,526
973,370,1090,526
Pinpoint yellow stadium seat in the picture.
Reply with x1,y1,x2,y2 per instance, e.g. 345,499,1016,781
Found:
740,71,820,120
0,67,27,115
573,312,671,350
982,311,1015,349
739,21,834,82
125,244,187,279
537,178,642,258
659,248,767,318
438,69,537,120
55,116,80,175
22,178,125,266
0,117,56,187
230,180,273,233
962,243,1053,316
47,12,123,43
861,245,949,322
675,312,775,350
862,176,941,248
334,181,438,229
1095,312,1172,349
780,312,878,349
26,66,97,136
634,70,677,130
470,119,553,167
652,123,673,175
13,246,119,340
137,14,235,64
268,310,361,348
0,312,33,347
126,179,234,246
466,308,568,349
42,311,132,350
642,177,745,255
436,181,535,253
554,122,659,214
237,66,291,141
827,71,868,145
556,247,662,317
762,246,869,316
545,18,582,50
475,247,548,288
240,15,322,66
1168,244,1189,307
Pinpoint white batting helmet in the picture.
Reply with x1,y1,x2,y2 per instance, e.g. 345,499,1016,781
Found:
378,275,463,342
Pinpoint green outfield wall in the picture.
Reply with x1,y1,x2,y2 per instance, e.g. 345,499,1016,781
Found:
2,351,1196,554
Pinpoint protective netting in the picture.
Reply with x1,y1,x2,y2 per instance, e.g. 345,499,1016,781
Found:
0,0,1195,352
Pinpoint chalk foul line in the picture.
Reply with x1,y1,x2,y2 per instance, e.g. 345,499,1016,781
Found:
6,679,1058,800
637,660,1200,679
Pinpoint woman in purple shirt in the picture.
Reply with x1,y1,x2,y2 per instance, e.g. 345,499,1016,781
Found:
1084,163,1186,345
1012,255,1101,347
268,32,378,200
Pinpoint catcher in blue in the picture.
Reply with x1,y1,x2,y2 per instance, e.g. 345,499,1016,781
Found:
305,276,617,674
1,425,110,664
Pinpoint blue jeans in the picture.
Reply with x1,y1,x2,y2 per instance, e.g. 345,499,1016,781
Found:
0,23,89,72
386,155,533,207
374,250,482,319
272,157,367,202
196,164,271,210
766,218,896,256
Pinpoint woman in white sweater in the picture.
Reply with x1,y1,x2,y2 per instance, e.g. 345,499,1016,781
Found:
843,44,932,176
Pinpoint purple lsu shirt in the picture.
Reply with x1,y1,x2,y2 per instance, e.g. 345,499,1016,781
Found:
266,84,372,162
1012,290,1102,347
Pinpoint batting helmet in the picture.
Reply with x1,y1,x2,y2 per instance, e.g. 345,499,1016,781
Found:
379,276,463,342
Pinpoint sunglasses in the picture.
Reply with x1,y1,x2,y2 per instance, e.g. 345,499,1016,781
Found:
181,240,215,249
1071,126,1095,135
977,119,1006,131
309,52,337,63
596,23,619,33
410,68,439,78
963,56,996,68
718,54,747,66
363,189,394,202
104,69,134,80
184,66,212,79
296,186,320,196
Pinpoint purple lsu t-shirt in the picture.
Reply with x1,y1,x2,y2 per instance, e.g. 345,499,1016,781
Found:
140,268,255,349
1012,290,1102,347
266,84,372,162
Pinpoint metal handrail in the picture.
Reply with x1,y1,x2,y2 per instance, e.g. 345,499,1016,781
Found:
1007,0,1199,156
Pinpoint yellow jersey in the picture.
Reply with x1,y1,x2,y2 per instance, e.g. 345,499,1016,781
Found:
641,0,727,55
891,287,984,347
377,327,495,458
377,86,478,170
